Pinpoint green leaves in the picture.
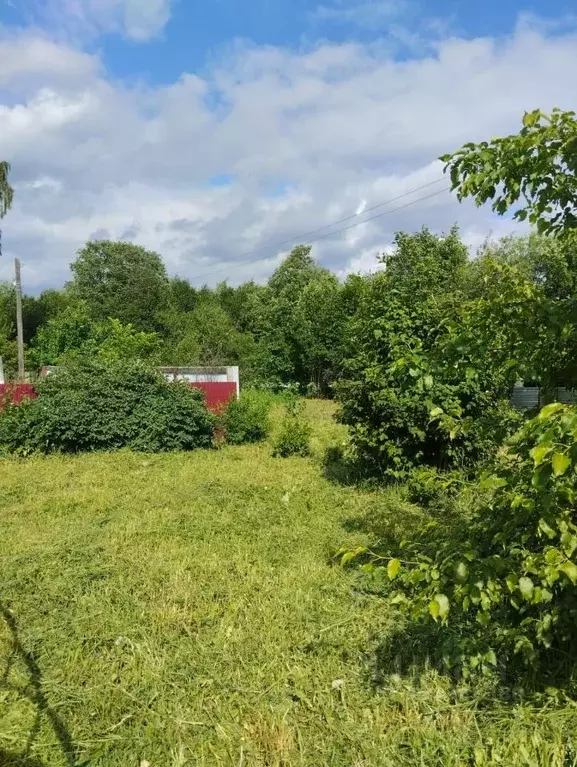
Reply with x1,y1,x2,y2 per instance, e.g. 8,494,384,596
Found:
224,391,271,445
387,558,401,580
530,444,551,466
441,108,577,237
455,561,469,582
361,402,577,682
0,359,215,455
272,398,312,457
70,240,169,332
522,110,541,128
559,561,577,584
519,577,534,601
552,452,571,477
339,546,367,567
340,551,358,566
539,402,565,420
0,159,14,219
429,594,450,622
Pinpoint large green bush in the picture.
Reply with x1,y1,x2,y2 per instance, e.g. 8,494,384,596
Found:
338,241,535,479
0,360,214,455
223,390,271,445
338,230,522,479
345,404,577,682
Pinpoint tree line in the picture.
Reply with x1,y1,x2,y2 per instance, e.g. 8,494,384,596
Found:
0,227,574,394
0,240,346,392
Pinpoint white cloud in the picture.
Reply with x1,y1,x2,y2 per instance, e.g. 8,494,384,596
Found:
19,0,173,42
0,34,99,89
0,18,575,292
121,0,172,40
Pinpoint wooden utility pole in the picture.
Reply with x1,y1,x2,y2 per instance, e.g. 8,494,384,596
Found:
14,258,25,381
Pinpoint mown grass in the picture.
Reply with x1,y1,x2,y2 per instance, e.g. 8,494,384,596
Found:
1,400,577,766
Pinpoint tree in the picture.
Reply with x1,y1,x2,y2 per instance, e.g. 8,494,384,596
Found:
268,245,320,300
466,234,577,301
441,108,577,236
0,161,13,218
216,281,266,334
160,294,256,369
253,245,345,391
28,302,161,369
69,240,169,330
294,272,346,394
169,277,198,314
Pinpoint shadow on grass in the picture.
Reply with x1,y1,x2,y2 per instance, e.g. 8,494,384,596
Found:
0,750,47,766
322,446,367,487
369,619,464,688
0,603,79,767
369,617,577,703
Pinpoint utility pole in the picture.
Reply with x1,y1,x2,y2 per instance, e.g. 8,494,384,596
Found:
14,258,25,381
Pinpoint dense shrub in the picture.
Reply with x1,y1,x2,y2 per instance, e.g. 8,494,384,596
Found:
272,398,312,457
0,360,214,455
339,250,534,479
223,390,271,445
345,404,577,683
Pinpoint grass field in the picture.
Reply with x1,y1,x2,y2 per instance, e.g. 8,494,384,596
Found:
1,400,577,766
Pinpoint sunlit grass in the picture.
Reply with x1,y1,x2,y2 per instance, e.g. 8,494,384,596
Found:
1,400,576,766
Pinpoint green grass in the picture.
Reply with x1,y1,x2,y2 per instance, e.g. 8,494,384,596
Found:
1,400,576,766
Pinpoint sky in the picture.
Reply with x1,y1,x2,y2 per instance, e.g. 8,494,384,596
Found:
0,0,576,292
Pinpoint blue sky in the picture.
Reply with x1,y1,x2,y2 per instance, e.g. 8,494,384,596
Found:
3,0,573,82
0,0,576,289
92,0,564,82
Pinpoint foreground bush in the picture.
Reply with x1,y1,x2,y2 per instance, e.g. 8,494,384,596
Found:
344,403,577,684
273,398,312,457
0,360,214,454
223,390,271,445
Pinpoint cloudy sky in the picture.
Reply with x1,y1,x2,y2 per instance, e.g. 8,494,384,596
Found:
0,0,575,292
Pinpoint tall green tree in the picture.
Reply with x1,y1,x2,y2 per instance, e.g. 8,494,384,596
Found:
268,245,320,301
0,161,13,218
0,284,66,347
253,245,345,391
169,277,198,313
160,293,255,369
216,281,266,334
294,272,346,394
0,160,15,376
69,240,169,331
444,108,577,394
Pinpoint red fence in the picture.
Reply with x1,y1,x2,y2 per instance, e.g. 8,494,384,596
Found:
0,384,37,407
189,381,237,412
0,382,235,413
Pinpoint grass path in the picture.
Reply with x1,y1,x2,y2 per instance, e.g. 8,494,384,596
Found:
1,402,576,766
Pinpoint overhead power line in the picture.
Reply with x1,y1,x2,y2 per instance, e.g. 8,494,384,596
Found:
190,182,449,282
